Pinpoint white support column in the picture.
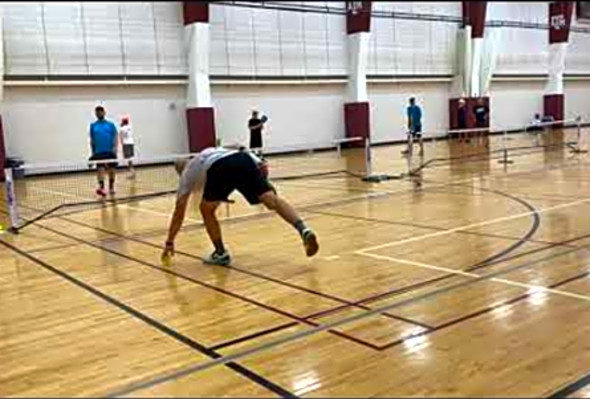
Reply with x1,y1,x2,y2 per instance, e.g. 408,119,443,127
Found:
183,2,216,152
545,42,568,96
186,22,211,108
470,36,483,97
346,31,369,103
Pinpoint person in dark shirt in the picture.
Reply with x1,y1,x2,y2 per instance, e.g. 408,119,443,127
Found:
473,98,489,142
457,98,468,142
248,110,266,157
473,98,489,128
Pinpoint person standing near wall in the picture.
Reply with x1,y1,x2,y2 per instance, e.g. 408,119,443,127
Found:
248,110,267,158
403,97,424,156
473,98,489,143
457,98,468,142
89,105,118,197
119,116,136,179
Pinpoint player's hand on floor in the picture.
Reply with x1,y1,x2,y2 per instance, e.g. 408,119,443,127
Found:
162,241,175,265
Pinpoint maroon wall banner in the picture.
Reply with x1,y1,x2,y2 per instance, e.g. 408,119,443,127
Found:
186,107,216,152
549,2,574,43
462,1,487,38
544,94,564,124
346,1,372,34
344,102,370,147
183,2,209,25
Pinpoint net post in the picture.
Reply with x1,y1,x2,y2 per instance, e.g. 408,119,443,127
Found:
364,136,372,178
498,129,513,165
3,167,20,234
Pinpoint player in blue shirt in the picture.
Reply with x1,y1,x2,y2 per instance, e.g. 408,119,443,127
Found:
403,97,424,156
89,105,118,197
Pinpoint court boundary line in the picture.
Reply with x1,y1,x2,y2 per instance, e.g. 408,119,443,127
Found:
31,220,424,352
103,236,590,398
0,238,296,399
360,252,590,303
355,196,590,254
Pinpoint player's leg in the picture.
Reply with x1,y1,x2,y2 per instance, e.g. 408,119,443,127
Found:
257,191,319,257
418,134,424,156
107,154,116,195
234,152,319,257
200,160,234,265
199,199,231,265
124,144,136,179
92,154,107,197
96,165,107,196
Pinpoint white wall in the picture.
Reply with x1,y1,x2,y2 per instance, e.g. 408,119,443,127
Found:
489,81,545,130
565,81,590,122
2,85,188,164
211,83,345,152
368,82,451,142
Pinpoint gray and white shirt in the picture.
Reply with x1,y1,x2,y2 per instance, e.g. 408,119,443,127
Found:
177,147,262,197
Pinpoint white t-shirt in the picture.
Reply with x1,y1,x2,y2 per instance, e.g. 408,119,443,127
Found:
177,147,262,197
120,125,134,145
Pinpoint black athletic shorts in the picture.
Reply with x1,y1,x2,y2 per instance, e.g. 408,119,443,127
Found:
410,125,422,137
203,152,273,205
250,132,262,149
123,144,134,159
90,152,117,168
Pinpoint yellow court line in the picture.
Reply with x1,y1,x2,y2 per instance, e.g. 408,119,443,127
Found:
360,252,590,303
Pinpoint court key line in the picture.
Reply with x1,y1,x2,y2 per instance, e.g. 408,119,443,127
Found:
355,195,590,254
359,252,590,303
104,233,590,398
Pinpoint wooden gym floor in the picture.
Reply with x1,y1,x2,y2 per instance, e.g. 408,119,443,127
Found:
3,128,590,397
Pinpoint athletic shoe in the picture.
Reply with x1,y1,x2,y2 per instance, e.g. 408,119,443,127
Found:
96,188,107,197
302,229,319,257
109,188,116,196
203,250,231,266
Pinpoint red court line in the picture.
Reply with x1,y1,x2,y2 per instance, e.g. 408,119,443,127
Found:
61,218,435,330
32,222,392,351
375,257,590,351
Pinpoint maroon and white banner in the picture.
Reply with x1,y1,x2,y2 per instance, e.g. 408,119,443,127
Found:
183,2,209,25
549,2,574,44
346,1,372,34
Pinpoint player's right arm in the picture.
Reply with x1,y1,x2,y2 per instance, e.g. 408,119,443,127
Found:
163,193,190,258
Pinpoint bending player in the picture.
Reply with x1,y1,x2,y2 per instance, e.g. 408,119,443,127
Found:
161,146,319,266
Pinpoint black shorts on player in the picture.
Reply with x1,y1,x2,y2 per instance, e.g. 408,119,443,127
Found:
89,152,117,168
203,151,273,205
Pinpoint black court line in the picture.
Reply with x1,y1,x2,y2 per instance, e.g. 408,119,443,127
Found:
103,228,590,398
548,369,590,397
52,216,435,332
210,322,300,351
0,238,295,398
30,221,396,351
379,251,590,351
